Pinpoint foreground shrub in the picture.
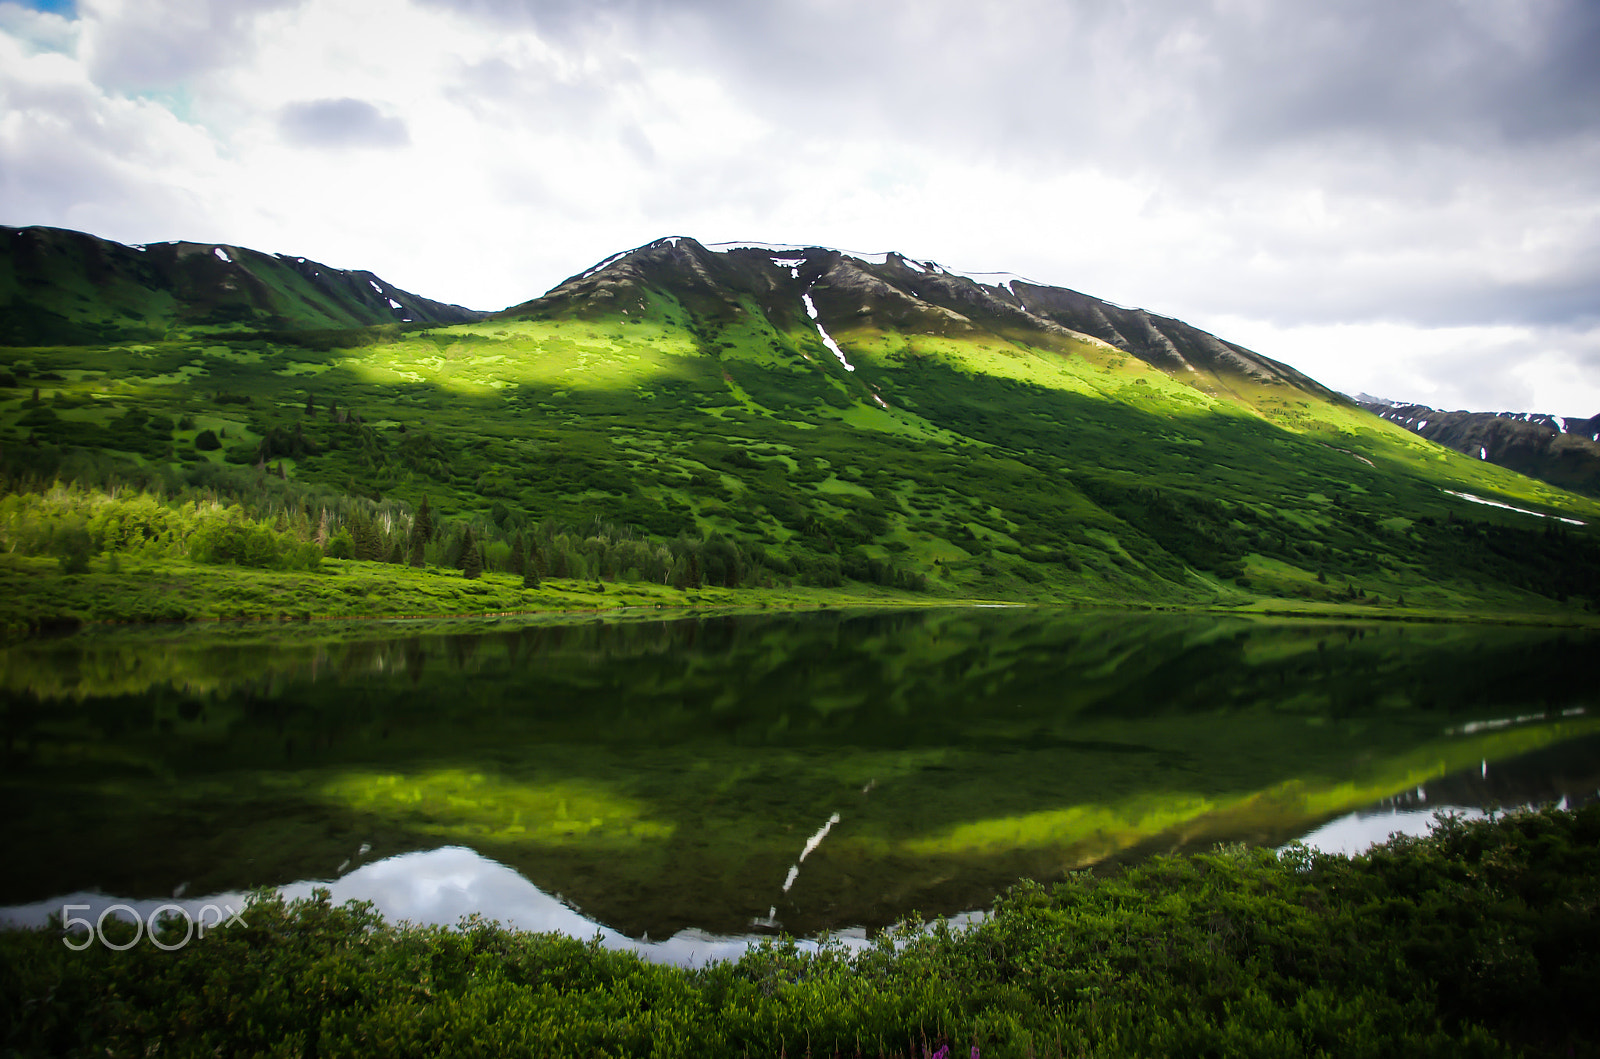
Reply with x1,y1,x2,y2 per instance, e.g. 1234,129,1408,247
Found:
2,807,1595,1057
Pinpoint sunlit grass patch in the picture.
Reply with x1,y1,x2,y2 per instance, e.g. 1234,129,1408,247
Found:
321,768,676,847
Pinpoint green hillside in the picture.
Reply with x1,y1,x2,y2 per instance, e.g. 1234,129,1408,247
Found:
3,232,1600,627
0,225,482,346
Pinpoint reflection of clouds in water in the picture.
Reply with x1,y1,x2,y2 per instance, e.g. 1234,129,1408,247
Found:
1291,807,1487,858
0,847,874,968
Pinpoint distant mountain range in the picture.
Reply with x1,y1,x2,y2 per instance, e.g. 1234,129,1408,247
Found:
1356,395,1600,498
0,225,482,345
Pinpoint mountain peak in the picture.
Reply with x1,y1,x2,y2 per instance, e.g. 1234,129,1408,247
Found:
505,237,1331,399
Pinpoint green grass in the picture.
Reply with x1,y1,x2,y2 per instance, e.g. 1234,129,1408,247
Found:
0,553,954,636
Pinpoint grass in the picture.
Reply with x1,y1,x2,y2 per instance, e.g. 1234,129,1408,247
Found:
0,553,954,636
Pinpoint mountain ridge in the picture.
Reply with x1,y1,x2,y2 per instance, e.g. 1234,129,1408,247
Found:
1356,396,1600,498
0,225,484,345
509,236,1335,405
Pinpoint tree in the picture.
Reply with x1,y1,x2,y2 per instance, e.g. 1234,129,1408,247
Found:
409,497,432,567
460,526,482,580
305,391,316,417
509,532,526,577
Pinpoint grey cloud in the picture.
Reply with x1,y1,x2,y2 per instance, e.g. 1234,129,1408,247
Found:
81,0,305,92
443,53,640,132
415,1,1600,172
278,98,410,149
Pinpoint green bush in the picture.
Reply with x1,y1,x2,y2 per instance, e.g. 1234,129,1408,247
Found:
3,808,1593,1057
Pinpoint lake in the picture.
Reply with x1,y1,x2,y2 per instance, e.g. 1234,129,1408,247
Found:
3,607,1597,962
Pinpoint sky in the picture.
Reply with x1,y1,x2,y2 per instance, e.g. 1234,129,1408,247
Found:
2,0,1598,414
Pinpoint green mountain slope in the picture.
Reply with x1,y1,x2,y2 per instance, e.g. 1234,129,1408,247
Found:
0,226,483,345
3,231,1600,619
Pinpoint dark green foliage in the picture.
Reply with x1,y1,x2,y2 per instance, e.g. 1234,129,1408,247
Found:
460,526,482,580
193,428,220,450
1,809,1594,1057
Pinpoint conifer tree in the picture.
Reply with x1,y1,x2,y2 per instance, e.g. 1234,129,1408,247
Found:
509,532,526,577
460,526,482,580
409,497,432,567
305,391,315,417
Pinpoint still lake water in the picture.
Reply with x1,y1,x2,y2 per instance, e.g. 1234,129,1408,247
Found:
3,607,1597,961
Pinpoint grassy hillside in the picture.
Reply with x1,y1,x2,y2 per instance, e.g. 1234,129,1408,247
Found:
4,234,1600,624
0,226,482,346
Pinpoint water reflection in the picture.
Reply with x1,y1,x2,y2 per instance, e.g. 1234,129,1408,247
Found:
0,848,872,969
5,730,1596,966
2,609,1598,939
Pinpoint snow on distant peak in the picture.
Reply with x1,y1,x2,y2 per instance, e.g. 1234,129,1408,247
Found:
387,298,403,309
212,247,232,263
368,279,383,294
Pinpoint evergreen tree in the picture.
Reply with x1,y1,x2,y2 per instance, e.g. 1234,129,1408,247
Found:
305,391,315,417
460,526,482,580
509,532,526,577
522,555,540,589
409,497,433,567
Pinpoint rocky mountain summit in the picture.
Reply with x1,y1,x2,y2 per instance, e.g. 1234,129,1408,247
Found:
0,225,483,344
1358,396,1600,497
508,236,1333,400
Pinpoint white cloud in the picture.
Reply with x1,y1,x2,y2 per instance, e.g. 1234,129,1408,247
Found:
1205,316,1600,416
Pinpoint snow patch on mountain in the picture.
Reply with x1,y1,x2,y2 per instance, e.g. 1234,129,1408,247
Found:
801,290,855,372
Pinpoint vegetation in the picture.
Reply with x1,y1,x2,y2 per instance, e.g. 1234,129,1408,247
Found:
6,235,1600,626
2,807,1595,1057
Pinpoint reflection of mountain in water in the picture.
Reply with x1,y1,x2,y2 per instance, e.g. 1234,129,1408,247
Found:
7,733,1592,967
2,611,1598,939
0,846,856,968
1297,732,1600,856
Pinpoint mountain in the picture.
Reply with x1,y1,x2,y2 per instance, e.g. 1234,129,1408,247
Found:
509,238,1332,397
4,228,1600,618
1355,396,1600,498
0,225,483,345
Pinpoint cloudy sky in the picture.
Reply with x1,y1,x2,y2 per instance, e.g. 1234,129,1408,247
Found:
2,0,1597,413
